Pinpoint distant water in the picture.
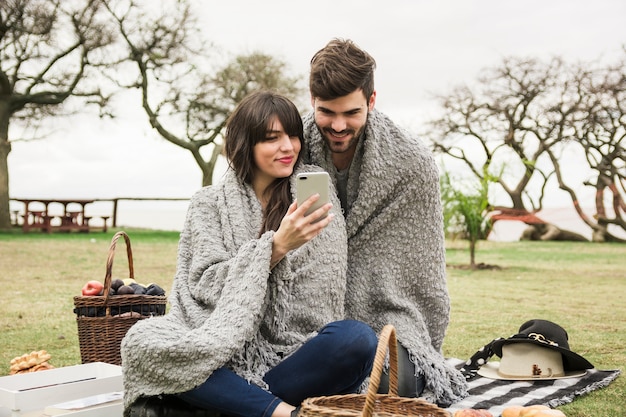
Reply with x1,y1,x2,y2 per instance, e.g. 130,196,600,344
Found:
104,200,189,232
115,203,624,242
13,199,622,241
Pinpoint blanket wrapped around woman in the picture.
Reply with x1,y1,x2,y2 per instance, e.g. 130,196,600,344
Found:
120,164,347,410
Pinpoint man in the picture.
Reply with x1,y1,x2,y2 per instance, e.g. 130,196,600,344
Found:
302,38,467,406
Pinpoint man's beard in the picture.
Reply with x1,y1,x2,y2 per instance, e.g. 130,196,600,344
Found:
318,114,368,155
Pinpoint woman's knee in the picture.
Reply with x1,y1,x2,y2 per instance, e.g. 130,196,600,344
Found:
322,320,377,361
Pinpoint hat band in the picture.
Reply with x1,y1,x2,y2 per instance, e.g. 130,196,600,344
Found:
527,332,559,347
497,366,565,379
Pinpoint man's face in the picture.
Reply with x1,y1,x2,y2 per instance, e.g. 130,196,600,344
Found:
312,89,376,156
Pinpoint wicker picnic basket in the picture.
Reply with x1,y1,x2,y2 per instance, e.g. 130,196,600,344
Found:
73,231,167,366
299,324,451,417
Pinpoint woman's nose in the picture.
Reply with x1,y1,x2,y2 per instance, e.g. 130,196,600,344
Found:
279,134,294,150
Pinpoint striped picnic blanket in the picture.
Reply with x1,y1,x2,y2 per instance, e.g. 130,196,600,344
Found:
445,359,620,416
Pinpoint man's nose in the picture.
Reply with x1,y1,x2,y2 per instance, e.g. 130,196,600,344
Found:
330,116,347,133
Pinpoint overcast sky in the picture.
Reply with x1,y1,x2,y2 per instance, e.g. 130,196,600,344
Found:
9,0,626,207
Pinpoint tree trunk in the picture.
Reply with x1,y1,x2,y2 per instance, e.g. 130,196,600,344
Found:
469,239,476,268
491,208,590,242
520,223,588,242
200,143,223,187
0,106,11,231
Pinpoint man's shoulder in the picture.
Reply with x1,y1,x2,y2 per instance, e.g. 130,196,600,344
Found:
368,110,428,149
366,110,436,171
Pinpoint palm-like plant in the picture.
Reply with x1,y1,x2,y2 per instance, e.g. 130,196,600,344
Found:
441,169,494,268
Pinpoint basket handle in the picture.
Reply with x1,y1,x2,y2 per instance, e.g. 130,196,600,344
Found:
103,231,134,303
362,324,399,417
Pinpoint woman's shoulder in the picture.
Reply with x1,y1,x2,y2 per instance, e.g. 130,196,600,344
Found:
187,182,228,212
190,184,219,201
189,170,237,202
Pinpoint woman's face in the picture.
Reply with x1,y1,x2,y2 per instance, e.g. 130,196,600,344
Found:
252,117,301,191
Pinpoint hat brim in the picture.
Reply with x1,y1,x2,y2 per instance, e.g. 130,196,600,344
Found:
492,339,594,372
477,361,587,381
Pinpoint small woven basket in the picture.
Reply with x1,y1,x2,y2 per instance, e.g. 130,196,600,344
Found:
299,325,451,417
73,231,167,366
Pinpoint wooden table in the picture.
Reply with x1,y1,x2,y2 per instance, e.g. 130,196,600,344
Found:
15,199,101,233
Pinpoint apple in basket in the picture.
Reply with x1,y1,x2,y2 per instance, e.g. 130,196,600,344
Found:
81,280,104,296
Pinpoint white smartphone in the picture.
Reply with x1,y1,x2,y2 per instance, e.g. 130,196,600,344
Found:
296,172,330,219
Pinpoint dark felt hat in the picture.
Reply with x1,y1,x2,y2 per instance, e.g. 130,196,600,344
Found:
492,319,594,372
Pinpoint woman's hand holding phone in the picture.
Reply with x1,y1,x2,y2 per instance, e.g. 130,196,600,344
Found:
271,194,334,267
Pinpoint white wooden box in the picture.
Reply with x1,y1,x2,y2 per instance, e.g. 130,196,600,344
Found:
0,363,122,417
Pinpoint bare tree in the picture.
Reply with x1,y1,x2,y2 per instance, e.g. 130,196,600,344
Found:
426,54,625,242
1,0,305,231
105,1,305,187
0,0,119,230
568,56,625,242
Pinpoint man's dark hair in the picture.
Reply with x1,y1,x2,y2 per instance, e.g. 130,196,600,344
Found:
309,38,376,101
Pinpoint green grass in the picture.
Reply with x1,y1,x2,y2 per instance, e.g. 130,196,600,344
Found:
0,230,624,416
0,229,180,373
444,239,625,416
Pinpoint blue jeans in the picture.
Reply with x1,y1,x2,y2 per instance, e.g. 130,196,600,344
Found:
177,320,377,417
377,343,426,397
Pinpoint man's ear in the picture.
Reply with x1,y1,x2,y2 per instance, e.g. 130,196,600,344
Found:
368,91,377,111
310,95,316,108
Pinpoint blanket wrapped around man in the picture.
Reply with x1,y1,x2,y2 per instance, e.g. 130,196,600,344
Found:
303,109,468,406
120,165,348,410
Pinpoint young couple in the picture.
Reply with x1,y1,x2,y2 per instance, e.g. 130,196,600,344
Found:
122,38,468,417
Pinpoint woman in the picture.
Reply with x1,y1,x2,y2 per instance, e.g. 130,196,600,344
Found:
121,91,377,417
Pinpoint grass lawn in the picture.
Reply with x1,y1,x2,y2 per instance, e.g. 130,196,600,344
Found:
444,238,625,416
0,229,624,416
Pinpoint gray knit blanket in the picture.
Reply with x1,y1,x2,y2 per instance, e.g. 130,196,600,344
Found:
120,165,348,410
303,109,468,406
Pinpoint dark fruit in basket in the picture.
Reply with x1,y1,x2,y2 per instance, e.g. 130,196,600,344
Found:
110,278,125,291
131,284,147,294
73,307,105,317
146,283,165,296
109,288,116,296
117,285,135,295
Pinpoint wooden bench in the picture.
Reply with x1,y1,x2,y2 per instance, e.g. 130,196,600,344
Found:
21,211,54,233
55,211,90,232
15,199,101,233
81,215,110,232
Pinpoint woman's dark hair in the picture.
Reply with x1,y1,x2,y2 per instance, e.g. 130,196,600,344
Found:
310,38,376,101
224,91,303,234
